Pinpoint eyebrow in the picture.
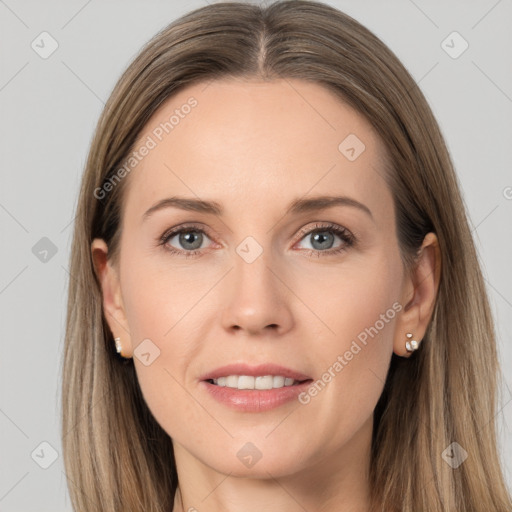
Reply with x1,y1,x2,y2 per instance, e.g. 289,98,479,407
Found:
142,195,373,221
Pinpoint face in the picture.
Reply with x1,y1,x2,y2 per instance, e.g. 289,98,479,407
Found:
93,77,421,483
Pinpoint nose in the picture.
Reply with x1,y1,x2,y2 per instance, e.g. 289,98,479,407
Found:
221,246,294,337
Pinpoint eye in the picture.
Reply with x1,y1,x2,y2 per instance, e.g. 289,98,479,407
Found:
158,224,214,258
294,222,356,257
157,222,356,258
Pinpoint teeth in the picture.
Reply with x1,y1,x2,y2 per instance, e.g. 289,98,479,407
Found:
212,375,300,390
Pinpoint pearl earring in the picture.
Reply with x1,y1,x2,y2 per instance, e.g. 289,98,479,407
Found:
405,333,420,352
114,337,123,354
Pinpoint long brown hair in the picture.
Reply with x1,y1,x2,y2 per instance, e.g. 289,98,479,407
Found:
61,1,512,510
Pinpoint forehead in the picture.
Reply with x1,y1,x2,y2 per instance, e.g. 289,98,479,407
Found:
123,77,391,223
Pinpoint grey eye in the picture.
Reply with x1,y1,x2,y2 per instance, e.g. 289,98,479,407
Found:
297,230,343,251
168,230,209,251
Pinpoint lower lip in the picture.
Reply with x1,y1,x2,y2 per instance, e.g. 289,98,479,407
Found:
200,380,313,412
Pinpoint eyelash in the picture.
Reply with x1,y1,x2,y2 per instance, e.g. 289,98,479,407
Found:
157,222,356,259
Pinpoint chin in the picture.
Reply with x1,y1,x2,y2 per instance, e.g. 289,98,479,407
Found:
203,443,308,479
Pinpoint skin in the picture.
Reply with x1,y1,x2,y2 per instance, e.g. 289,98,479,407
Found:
91,77,441,512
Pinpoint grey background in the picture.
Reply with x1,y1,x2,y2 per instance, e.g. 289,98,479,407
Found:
0,0,511,510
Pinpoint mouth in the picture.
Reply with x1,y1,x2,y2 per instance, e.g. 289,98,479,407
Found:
199,362,313,388
204,375,312,390
201,376,314,412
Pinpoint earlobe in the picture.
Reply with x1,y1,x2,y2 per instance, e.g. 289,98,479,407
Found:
393,232,442,357
90,238,133,356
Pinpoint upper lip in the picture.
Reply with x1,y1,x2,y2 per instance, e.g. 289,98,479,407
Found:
199,363,312,382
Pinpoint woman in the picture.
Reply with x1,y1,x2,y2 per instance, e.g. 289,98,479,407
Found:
61,1,512,510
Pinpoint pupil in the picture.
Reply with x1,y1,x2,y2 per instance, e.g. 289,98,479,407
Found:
180,231,202,250
312,231,333,250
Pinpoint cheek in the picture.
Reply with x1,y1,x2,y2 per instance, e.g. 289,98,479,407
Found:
119,246,206,344
298,247,402,351
302,250,402,407
117,251,210,435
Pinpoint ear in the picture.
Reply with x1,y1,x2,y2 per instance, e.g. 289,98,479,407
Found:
91,238,133,357
393,232,441,357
